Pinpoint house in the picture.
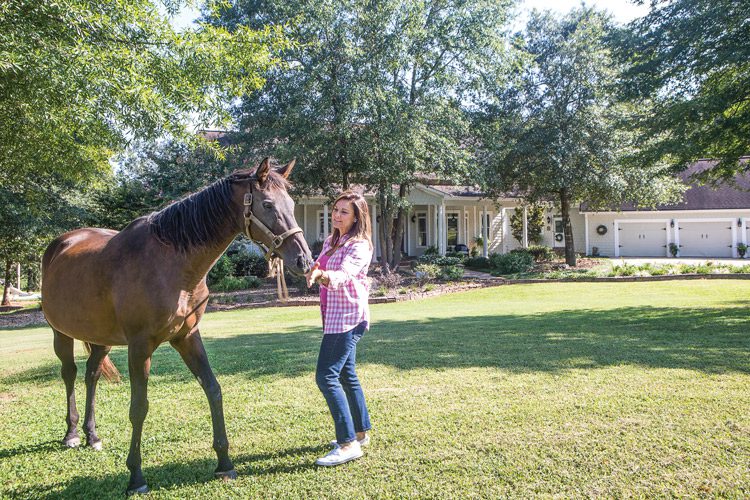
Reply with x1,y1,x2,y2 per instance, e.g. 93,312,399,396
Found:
294,160,750,261
581,160,750,258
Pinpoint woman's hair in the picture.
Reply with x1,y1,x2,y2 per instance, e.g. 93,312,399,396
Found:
329,191,372,250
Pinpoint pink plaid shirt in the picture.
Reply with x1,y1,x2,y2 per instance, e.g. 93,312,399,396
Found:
316,235,372,334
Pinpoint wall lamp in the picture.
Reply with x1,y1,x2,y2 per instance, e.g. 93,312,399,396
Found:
739,217,743,226
411,215,417,223
670,219,675,228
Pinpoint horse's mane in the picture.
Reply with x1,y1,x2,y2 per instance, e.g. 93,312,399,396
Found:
147,167,290,252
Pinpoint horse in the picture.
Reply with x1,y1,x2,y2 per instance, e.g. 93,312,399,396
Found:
41,158,312,495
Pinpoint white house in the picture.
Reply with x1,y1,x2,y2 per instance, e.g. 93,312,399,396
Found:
293,160,750,260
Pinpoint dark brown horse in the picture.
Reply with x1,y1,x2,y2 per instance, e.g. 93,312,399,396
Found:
41,158,312,495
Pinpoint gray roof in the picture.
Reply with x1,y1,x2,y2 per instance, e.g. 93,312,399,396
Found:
582,159,750,212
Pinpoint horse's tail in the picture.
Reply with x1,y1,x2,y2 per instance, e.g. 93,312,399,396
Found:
83,342,122,383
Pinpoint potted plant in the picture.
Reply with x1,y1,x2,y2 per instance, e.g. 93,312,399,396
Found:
668,242,679,257
738,242,747,258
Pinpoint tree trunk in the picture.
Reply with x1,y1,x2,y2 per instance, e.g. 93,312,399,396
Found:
1,261,12,306
560,189,577,266
389,184,408,271
378,190,394,274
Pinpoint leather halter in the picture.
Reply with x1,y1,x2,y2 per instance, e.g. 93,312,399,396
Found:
242,191,303,261
242,188,304,301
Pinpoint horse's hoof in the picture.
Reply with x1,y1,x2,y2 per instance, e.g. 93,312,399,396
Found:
63,436,81,448
126,484,150,496
214,469,238,482
88,439,103,451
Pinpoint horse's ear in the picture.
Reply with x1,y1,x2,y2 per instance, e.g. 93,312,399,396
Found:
257,157,271,184
277,158,296,179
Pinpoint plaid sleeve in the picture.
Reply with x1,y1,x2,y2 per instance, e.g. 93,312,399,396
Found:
327,240,372,290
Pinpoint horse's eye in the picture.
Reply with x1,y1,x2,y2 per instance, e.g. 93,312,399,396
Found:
262,202,274,210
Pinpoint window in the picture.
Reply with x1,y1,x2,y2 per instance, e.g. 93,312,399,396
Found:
318,211,332,240
417,213,427,247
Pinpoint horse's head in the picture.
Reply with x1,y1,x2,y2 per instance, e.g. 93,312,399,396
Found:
231,158,313,276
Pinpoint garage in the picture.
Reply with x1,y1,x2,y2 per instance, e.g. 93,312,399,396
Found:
677,220,733,257
617,221,668,257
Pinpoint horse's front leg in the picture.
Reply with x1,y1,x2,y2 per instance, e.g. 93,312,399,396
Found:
125,342,153,495
171,330,236,480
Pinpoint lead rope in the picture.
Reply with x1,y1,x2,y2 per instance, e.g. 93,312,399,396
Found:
267,256,289,301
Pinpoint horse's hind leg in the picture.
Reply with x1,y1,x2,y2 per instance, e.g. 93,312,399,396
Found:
171,330,236,480
53,330,80,447
83,343,112,451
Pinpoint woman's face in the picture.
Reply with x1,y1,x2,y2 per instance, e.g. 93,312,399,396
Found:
332,199,357,236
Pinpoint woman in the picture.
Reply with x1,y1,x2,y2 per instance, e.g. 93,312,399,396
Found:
305,191,373,466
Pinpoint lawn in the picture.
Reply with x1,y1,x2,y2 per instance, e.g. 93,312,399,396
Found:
1,281,749,498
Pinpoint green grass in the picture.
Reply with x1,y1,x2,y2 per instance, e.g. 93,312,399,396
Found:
1,281,750,498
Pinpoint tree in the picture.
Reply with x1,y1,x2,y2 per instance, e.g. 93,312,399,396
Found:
478,8,683,266
213,0,513,272
0,0,288,276
615,0,750,183
510,204,544,245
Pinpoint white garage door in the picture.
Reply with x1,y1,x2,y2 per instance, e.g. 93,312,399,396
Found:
677,221,733,257
618,222,668,257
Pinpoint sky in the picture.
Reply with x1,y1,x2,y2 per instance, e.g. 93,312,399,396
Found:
167,0,650,30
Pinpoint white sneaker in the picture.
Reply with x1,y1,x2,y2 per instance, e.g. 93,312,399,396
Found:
315,440,363,466
330,434,370,449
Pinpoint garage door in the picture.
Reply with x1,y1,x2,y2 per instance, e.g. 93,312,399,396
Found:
678,221,733,257
618,222,668,257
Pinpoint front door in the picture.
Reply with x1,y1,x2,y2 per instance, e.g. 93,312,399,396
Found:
447,213,459,249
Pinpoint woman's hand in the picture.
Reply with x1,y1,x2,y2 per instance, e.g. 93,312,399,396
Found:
305,262,324,288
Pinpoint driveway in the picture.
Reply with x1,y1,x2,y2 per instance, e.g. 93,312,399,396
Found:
606,257,749,266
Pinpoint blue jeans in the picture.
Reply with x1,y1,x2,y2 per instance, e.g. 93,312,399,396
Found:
315,322,371,444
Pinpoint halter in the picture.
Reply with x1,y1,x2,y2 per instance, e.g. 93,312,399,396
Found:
242,190,304,301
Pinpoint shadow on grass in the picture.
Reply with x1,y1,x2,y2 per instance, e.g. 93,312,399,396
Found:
6,305,750,388
6,444,327,499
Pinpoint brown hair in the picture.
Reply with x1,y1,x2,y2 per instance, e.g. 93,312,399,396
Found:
328,191,372,251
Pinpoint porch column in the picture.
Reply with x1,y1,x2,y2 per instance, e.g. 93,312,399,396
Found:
323,204,329,238
438,204,445,255
482,205,488,258
371,203,378,262
501,207,507,254
522,205,529,248
741,217,747,245
584,213,589,255
303,204,307,239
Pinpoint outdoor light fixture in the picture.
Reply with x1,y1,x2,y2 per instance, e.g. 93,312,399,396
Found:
546,216,551,224
411,215,417,223
670,219,675,228
739,217,743,226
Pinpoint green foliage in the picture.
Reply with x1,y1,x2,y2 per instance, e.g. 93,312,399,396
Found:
207,255,234,286
424,245,439,256
479,7,684,266
211,275,263,293
737,243,747,258
668,242,679,257
228,243,268,278
614,0,750,182
212,0,513,270
464,257,490,269
489,252,534,274
510,205,545,245
511,245,555,262
440,265,464,281
414,263,440,282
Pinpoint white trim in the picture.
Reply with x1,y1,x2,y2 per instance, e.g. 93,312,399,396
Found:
323,204,329,238
446,210,460,249
522,205,528,248
416,211,428,248
581,209,750,215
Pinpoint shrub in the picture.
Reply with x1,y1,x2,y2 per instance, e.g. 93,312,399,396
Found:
526,245,556,262
414,263,440,282
464,256,490,269
374,271,402,290
440,265,464,281
230,251,268,278
211,276,262,292
489,252,534,274
208,255,234,286
311,239,324,258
